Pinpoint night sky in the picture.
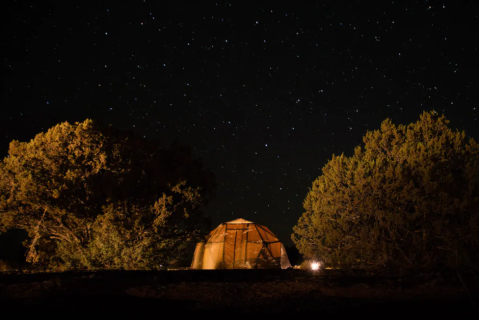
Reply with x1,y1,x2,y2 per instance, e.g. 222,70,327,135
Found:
2,1,479,245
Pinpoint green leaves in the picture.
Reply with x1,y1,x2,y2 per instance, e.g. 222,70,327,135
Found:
293,111,479,271
0,120,215,269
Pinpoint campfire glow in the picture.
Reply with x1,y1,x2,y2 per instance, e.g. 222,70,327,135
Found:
311,261,320,271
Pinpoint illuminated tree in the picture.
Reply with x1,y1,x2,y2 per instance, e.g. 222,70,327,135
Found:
293,111,479,271
0,120,215,269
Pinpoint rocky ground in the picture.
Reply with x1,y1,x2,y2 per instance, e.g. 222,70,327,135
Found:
0,269,478,318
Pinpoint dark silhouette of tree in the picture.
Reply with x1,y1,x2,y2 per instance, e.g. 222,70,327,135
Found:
0,229,28,264
0,120,216,269
293,111,479,271
284,245,302,267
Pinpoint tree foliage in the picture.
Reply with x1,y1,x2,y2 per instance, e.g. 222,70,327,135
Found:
293,111,479,271
0,120,216,269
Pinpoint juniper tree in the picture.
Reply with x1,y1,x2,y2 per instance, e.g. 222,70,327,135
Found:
0,120,215,269
293,111,479,271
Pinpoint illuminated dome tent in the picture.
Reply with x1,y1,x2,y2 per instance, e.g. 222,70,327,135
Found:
191,218,291,269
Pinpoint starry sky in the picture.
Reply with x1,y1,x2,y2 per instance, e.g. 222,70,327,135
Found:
2,1,479,245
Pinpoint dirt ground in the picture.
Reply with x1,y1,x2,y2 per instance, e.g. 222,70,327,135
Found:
0,269,478,318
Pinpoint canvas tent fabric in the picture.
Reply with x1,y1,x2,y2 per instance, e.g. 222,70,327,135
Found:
191,218,291,269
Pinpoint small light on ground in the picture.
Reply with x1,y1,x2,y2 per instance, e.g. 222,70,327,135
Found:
311,262,320,271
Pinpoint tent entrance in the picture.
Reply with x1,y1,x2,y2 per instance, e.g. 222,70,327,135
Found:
224,228,248,269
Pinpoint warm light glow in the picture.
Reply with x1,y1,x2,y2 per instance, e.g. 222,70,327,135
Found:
311,261,320,270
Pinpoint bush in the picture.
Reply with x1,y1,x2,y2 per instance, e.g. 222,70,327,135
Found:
0,260,17,272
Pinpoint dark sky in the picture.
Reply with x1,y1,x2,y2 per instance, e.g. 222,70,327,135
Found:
2,1,479,245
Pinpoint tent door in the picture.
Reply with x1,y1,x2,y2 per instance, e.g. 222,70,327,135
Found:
224,229,246,269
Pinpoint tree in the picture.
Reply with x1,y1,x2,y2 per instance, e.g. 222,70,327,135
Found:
292,111,479,271
0,120,216,269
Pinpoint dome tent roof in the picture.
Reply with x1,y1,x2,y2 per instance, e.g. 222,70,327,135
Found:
226,218,254,224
